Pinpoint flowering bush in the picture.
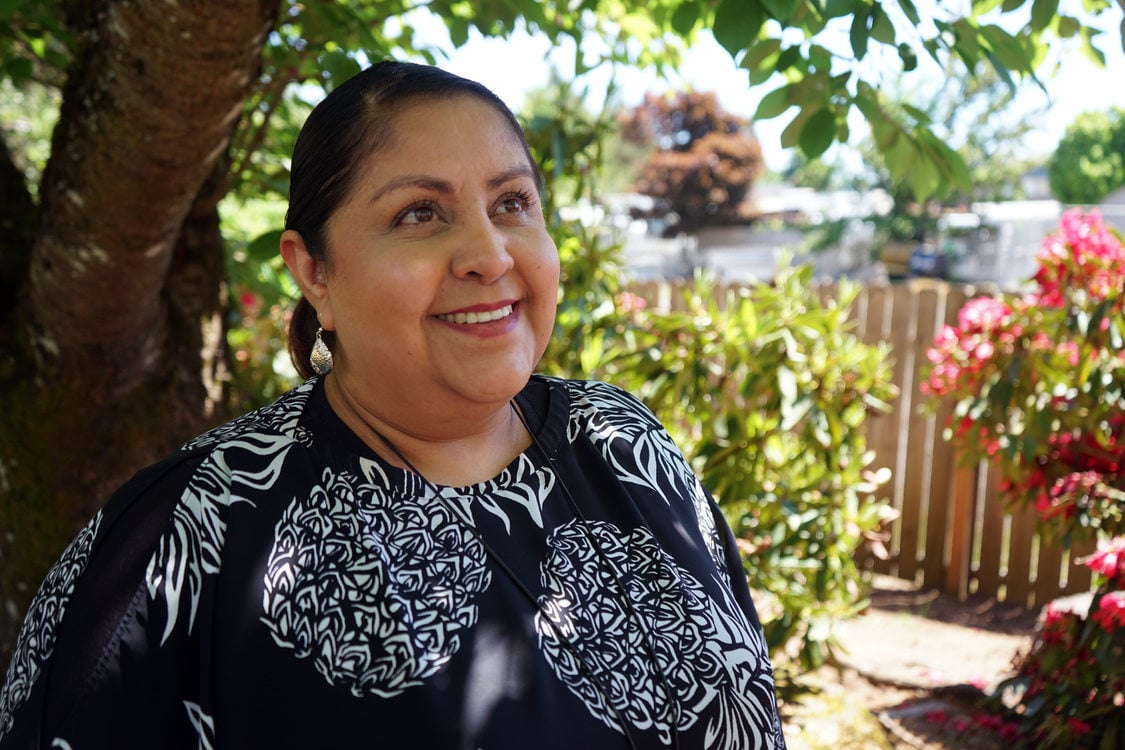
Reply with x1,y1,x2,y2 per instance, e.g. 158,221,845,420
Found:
922,208,1125,748
922,212,1124,539
1001,538,1125,748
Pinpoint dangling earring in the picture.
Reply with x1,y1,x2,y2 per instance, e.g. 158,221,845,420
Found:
310,327,333,375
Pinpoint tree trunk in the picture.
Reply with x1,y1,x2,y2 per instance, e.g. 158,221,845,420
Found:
0,0,277,672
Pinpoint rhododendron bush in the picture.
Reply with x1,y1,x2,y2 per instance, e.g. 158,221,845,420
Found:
923,209,1124,748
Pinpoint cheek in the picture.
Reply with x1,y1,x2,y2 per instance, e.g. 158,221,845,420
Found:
533,237,562,292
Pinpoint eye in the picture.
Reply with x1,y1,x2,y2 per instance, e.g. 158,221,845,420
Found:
396,201,438,225
494,190,536,215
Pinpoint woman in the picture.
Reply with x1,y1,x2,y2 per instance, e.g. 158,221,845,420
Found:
0,61,786,749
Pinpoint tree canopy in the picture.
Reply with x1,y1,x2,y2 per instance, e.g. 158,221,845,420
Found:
621,91,764,233
1048,107,1125,203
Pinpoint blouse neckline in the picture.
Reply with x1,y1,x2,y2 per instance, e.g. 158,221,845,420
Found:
304,374,569,493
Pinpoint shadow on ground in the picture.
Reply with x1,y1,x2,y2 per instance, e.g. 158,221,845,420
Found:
782,575,1044,749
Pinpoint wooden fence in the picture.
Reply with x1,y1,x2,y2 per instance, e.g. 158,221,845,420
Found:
629,278,1096,609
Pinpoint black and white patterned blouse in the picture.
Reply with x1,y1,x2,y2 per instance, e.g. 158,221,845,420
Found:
0,376,786,749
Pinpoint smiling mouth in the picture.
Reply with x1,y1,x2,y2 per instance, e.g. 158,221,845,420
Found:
436,303,515,325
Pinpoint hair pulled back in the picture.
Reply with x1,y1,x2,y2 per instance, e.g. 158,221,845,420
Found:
284,60,536,378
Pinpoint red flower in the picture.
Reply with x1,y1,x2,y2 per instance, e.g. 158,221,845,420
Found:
998,722,1022,741
1080,537,1125,586
1067,717,1092,735
1091,591,1125,631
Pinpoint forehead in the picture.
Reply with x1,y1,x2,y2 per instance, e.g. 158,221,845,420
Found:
372,96,531,173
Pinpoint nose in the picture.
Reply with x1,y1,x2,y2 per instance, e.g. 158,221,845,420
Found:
450,213,515,283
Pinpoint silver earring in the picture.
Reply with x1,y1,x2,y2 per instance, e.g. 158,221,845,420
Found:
310,327,333,375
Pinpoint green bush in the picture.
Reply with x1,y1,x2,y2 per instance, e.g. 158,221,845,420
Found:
1047,108,1125,205
550,249,898,677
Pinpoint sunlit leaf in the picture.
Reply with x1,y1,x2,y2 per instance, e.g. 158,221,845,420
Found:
1030,0,1058,32
754,84,794,120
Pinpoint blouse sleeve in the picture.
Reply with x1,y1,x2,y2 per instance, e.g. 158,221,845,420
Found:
0,453,205,749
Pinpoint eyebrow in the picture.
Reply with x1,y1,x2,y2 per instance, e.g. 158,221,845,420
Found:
368,166,537,205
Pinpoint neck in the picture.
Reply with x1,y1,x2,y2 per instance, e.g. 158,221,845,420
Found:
323,374,530,487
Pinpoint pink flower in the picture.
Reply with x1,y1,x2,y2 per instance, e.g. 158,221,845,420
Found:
617,291,648,314
1091,591,1125,631
924,709,948,724
1033,208,1125,308
1043,604,1067,628
958,297,1013,333
1080,537,1125,585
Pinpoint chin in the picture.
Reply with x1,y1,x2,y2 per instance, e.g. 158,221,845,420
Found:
459,368,532,405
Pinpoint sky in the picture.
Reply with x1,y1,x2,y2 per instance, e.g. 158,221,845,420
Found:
409,6,1125,174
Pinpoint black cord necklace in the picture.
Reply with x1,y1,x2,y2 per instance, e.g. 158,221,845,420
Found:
367,393,683,750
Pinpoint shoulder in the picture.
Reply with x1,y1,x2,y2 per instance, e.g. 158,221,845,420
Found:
180,378,318,453
90,379,322,568
537,376,663,430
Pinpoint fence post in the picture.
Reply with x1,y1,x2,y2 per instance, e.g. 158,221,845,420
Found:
944,453,976,600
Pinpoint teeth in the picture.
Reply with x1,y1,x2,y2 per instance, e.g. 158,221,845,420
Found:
438,304,514,325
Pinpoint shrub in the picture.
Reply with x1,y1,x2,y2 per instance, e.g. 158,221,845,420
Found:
921,208,1125,748
562,260,898,676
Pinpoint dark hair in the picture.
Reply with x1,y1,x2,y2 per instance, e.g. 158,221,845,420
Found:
284,60,538,378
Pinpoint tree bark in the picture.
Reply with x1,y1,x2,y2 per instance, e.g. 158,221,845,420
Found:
0,0,277,671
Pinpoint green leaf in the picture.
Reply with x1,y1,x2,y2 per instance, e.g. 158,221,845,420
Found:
799,107,836,158
671,1,701,36
900,102,931,124
973,0,1005,14
896,0,921,26
1080,27,1107,66
1030,0,1058,32
0,0,27,20
754,84,794,120
321,50,362,90
883,135,916,184
897,42,918,72
808,44,833,71
745,37,783,68
762,0,799,22
980,24,1033,71
870,4,896,45
849,9,870,59
247,230,284,262
824,0,854,19
776,46,801,71
713,0,765,58
3,56,33,83
1057,15,1080,37
910,151,941,201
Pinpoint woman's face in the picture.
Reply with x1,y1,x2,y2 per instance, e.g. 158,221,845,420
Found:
315,95,560,421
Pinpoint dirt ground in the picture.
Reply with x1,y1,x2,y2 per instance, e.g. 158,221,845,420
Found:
783,575,1047,749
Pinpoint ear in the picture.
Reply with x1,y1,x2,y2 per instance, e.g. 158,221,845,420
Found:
280,229,335,331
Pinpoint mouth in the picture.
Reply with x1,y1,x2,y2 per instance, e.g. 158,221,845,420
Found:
436,303,515,325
